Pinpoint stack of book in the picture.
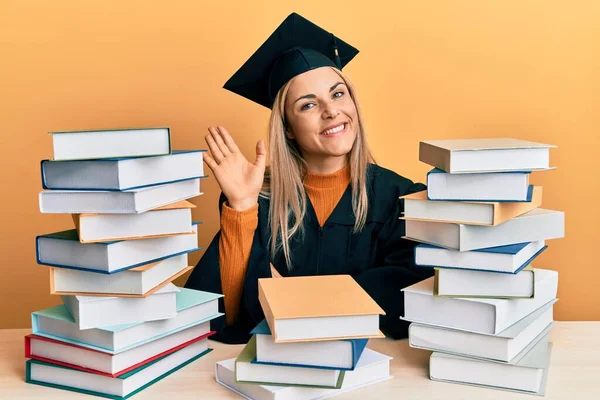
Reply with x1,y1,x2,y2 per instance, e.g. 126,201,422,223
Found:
400,138,565,396
216,275,394,399
26,127,224,399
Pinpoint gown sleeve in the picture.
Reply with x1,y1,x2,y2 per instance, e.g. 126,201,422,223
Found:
184,192,272,344
353,181,435,340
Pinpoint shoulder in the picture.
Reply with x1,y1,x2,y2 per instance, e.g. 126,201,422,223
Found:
367,163,426,196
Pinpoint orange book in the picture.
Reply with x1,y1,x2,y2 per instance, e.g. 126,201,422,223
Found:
400,186,542,226
258,275,385,343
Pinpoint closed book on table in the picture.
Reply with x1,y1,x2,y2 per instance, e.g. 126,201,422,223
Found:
73,200,195,243
250,320,368,371
217,348,392,400
39,178,201,214
414,241,547,274
426,168,532,201
49,254,193,297
32,288,223,353
419,138,555,173
26,339,212,400
402,269,558,334
404,208,564,251
61,283,179,330
42,150,205,190
400,186,541,226
434,266,536,298
258,275,385,343
37,223,200,274
235,336,345,389
50,127,171,161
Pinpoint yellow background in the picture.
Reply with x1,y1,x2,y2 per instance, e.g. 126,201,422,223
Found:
1,1,598,329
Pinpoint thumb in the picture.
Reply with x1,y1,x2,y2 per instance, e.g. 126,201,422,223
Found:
254,139,266,168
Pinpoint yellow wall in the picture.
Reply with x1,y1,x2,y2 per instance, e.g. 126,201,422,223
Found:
1,1,598,329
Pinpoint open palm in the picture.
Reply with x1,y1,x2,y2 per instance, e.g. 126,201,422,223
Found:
204,126,266,211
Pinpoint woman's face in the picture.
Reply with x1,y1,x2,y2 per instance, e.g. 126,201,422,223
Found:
284,67,358,163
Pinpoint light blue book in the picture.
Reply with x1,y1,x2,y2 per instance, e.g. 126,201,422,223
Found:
41,150,208,191
36,223,202,274
31,287,223,354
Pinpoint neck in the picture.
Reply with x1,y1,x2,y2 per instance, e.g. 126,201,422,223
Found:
303,155,349,175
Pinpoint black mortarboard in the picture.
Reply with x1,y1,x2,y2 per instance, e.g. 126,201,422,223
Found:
223,12,359,109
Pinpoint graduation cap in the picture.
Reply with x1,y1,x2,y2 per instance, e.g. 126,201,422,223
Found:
223,12,359,109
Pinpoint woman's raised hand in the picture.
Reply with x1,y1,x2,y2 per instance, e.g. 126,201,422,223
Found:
203,126,266,211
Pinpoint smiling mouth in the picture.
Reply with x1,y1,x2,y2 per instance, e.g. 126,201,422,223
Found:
321,122,348,136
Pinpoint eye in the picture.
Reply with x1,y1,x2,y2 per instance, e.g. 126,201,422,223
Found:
300,102,315,111
333,90,345,99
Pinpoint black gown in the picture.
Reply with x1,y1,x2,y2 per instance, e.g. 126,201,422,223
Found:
184,163,434,344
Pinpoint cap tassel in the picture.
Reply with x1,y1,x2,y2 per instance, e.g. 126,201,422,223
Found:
331,33,342,68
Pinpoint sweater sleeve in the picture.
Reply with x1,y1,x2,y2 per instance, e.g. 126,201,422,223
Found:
218,202,259,325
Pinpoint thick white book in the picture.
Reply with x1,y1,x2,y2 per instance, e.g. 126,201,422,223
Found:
404,208,564,251
26,339,212,398
39,177,201,214
73,200,195,243
42,150,205,190
415,240,546,274
419,138,555,173
49,254,191,297
426,168,532,201
61,283,179,330
26,323,212,376
429,334,553,395
37,223,200,274
435,267,535,298
50,127,171,161
216,348,392,400
402,268,558,334
409,299,556,362
32,288,223,354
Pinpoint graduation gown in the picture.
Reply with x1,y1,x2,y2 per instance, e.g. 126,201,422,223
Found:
184,164,434,344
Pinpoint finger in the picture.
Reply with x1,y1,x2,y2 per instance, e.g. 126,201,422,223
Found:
216,126,240,154
254,139,266,169
203,153,217,172
205,132,224,163
210,126,231,157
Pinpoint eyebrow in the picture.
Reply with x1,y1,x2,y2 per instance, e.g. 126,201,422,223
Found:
293,82,346,104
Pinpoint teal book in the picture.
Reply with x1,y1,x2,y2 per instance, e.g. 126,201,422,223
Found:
31,287,223,354
26,339,212,399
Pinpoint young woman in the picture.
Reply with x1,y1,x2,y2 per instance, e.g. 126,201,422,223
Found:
185,13,432,344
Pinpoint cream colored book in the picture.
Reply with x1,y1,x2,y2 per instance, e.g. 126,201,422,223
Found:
419,138,556,173
400,186,542,226
258,275,385,343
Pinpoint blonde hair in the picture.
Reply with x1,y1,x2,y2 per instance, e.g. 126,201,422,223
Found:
260,67,375,269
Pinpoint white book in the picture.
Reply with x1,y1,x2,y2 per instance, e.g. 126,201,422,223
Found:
26,339,211,398
429,334,553,395
436,267,535,298
50,127,171,161
61,283,179,330
39,177,201,214
37,223,200,274
74,200,195,243
50,254,191,296
27,322,211,375
404,208,564,251
419,138,555,173
426,168,531,201
415,240,546,274
409,299,556,362
402,269,558,334
42,150,205,190
32,288,223,353
216,348,392,400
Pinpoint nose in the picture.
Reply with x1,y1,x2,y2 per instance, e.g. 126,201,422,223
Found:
322,102,340,119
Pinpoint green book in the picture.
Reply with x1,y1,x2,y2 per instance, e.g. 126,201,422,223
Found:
235,335,345,389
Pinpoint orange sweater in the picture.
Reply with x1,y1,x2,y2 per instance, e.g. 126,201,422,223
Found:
218,164,351,325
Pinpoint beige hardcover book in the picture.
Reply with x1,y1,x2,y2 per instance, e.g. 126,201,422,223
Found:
73,200,196,243
258,275,385,343
419,138,556,173
400,186,542,226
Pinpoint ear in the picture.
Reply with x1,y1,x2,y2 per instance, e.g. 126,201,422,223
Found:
285,130,295,139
